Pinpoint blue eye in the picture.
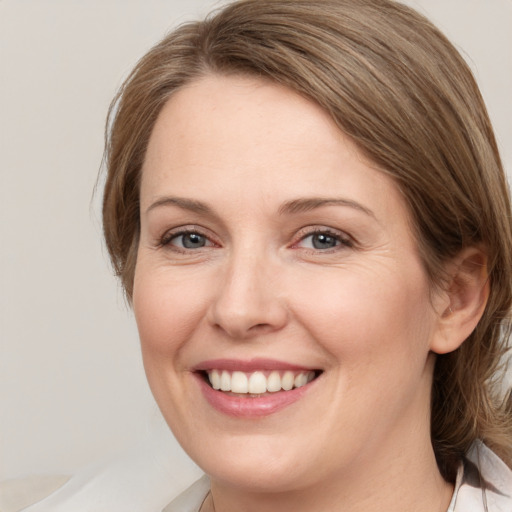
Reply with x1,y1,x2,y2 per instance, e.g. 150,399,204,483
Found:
297,230,351,250
167,232,209,249
306,233,339,249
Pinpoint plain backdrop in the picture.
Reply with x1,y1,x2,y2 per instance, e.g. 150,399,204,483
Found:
1,0,511,482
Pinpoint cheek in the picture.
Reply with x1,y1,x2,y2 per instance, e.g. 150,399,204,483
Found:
132,262,210,361
293,268,436,437
132,262,214,426
290,265,436,367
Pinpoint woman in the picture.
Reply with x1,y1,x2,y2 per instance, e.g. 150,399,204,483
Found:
7,0,512,510
101,0,512,510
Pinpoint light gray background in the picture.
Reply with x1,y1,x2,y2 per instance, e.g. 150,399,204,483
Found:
1,0,511,481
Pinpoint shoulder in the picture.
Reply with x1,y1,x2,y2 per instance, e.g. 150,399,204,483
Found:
453,441,512,512
161,475,210,512
0,449,202,512
0,475,70,512
0,472,208,512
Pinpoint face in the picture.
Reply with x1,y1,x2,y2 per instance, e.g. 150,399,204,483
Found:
134,75,444,493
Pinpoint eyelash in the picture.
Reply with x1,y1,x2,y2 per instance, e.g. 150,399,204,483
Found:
159,227,216,252
293,228,353,252
158,227,353,253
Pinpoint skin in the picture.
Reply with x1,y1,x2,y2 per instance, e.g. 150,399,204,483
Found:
134,74,459,512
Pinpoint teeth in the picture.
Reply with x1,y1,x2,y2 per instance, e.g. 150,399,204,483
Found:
207,369,316,394
294,373,308,388
210,370,221,390
231,371,248,393
281,371,294,391
220,370,231,391
248,371,267,394
266,371,281,392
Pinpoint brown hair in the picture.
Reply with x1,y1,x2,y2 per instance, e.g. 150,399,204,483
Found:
102,0,512,479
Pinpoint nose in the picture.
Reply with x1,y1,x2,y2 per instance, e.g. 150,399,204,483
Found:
207,249,289,340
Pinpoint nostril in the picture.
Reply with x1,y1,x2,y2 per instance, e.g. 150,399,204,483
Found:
249,323,273,332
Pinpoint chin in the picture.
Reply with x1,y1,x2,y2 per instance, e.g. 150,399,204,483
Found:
201,452,314,493
172,424,337,493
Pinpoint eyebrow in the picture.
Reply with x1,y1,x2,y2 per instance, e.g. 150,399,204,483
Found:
278,197,375,218
146,196,215,215
146,195,375,219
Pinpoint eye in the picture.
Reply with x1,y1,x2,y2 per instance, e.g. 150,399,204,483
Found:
295,229,352,251
162,230,214,250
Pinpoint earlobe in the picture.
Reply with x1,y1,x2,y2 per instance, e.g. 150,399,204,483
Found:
430,247,490,355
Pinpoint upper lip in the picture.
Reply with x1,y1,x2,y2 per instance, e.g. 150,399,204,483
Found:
193,358,319,373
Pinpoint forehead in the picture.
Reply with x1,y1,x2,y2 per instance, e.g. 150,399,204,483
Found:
143,73,349,171
140,74,408,226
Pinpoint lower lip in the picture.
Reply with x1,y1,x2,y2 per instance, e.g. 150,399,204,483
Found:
196,374,315,418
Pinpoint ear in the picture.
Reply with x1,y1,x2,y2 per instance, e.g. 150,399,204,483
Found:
430,247,490,355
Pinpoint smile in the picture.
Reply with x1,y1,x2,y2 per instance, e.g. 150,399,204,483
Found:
193,360,322,417
206,369,316,394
